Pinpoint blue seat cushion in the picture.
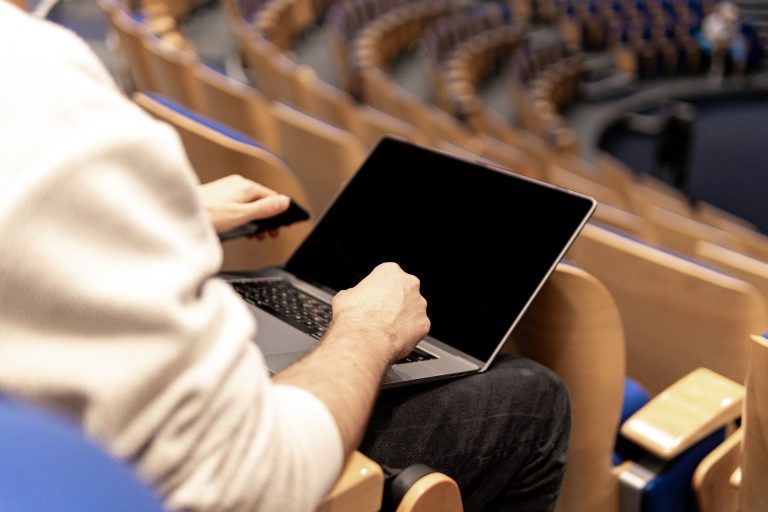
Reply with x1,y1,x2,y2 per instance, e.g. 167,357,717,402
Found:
614,377,650,465
0,397,164,512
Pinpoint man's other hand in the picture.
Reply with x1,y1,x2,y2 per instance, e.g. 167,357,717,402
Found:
200,175,290,235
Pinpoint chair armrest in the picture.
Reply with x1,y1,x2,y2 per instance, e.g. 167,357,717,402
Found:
621,368,744,460
316,451,384,512
394,472,463,512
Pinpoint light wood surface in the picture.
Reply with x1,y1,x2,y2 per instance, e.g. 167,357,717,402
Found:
194,63,280,152
271,102,367,216
134,92,313,271
694,427,743,512
316,452,383,512
590,203,657,243
695,241,768,316
567,224,768,394
644,204,747,257
143,34,204,110
621,368,743,460
395,473,463,512
741,335,768,512
508,264,625,512
103,2,157,92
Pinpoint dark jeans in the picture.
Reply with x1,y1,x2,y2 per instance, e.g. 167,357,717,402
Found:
360,354,571,512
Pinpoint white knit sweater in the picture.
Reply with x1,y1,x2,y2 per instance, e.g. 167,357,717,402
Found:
0,3,343,510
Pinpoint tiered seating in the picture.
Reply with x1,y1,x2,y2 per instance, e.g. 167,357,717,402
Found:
326,0,414,90
93,2,768,510
507,35,585,151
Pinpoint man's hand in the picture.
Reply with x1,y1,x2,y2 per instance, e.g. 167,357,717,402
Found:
200,175,290,235
331,263,430,363
273,263,430,458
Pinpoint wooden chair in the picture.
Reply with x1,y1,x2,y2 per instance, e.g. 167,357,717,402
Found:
194,63,280,151
101,1,157,92
644,204,747,257
566,223,768,395
271,101,367,216
142,33,205,110
695,241,768,316
507,264,627,511
355,105,426,150
133,92,311,272
693,334,768,512
740,334,768,511
590,203,658,243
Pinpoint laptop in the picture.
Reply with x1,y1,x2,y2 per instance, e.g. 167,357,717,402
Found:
225,137,596,388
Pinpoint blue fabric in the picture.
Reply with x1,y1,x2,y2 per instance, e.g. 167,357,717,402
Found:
621,377,650,425
642,429,725,512
0,397,164,511
146,93,262,148
613,377,651,465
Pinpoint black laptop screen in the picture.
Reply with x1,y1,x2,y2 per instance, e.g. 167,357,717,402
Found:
285,138,595,363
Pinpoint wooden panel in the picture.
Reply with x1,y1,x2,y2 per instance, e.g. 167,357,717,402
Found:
509,265,625,512
567,224,768,394
741,335,768,512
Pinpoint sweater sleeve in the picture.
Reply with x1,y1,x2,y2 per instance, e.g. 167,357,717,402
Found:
0,5,343,511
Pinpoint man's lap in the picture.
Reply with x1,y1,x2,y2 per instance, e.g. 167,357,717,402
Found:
360,353,571,511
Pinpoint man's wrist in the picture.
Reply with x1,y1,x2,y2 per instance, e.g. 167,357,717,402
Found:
323,320,399,364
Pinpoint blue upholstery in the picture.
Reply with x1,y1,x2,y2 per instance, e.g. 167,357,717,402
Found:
642,429,725,512
0,396,164,511
614,377,651,465
146,93,262,147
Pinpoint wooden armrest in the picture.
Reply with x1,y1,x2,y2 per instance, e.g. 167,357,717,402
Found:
395,473,463,512
621,368,744,460
316,451,383,512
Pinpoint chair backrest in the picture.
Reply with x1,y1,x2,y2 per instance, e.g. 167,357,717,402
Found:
645,205,747,257
507,264,626,512
0,397,164,512
271,101,367,216
194,63,280,151
741,334,768,511
103,3,157,92
567,224,768,395
695,242,768,314
590,203,657,243
142,34,205,111
133,93,312,271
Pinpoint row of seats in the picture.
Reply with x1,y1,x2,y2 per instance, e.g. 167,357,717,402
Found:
104,0,768,509
508,36,584,149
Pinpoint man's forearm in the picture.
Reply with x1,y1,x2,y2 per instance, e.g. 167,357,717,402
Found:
272,325,394,459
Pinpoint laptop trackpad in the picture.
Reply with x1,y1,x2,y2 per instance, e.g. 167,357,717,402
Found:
264,351,309,373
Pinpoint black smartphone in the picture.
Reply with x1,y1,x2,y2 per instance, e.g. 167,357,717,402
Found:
217,199,310,242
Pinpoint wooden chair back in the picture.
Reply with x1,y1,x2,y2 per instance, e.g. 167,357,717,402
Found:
508,264,626,512
272,102,367,215
142,34,204,110
103,3,157,92
645,205,747,257
695,241,768,315
133,92,312,271
567,224,767,395
194,63,280,151
741,334,768,511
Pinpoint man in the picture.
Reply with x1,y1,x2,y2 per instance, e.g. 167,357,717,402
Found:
0,3,570,511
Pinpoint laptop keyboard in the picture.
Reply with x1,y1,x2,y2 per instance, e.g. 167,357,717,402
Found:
231,279,436,365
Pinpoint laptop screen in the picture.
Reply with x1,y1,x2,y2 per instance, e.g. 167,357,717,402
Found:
285,137,595,363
